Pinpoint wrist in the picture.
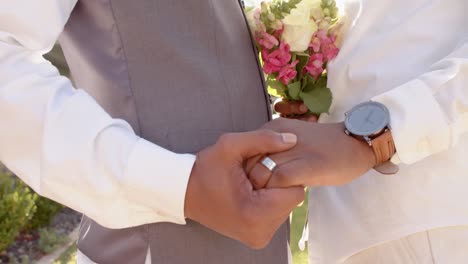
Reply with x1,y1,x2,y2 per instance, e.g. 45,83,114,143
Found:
343,101,396,170
353,136,378,170
338,122,377,169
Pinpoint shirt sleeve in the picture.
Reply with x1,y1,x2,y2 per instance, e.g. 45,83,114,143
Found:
0,0,195,228
372,38,468,164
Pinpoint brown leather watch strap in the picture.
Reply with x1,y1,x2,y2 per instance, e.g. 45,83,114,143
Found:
371,129,395,165
371,130,399,174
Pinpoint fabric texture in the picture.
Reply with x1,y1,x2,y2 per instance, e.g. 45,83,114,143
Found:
61,0,288,263
77,248,151,264
0,0,195,229
0,0,291,263
307,0,468,263
344,226,468,264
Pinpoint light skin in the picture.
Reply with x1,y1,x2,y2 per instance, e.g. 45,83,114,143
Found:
184,130,305,249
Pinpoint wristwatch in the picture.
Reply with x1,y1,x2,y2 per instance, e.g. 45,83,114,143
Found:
344,101,399,174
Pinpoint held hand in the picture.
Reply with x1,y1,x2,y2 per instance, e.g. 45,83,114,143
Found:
274,100,318,123
184,130,305,249
247,119,376,189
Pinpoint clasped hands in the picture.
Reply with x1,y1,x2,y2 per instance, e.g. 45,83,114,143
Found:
184,102,376,249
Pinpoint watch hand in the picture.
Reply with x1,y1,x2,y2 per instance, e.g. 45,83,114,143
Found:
362,111,372,130
366,110,375,124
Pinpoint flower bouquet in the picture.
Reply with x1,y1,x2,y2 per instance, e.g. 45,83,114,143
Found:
245,0,343,115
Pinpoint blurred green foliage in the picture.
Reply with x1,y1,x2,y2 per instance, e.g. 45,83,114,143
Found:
38,228,69,254
0,168,64,253
0,171,37,253
25,196,64,231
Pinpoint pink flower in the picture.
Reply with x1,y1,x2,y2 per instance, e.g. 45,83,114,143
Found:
257,22,267,33
309,30,340,62
262,54,288,73
309,36,321,53
305,53,324,79
257,32,279,50
261,42,292,74
275,42,292,63
316,30,330,43
273,23,285,38
248,8,266,34
278,60,299,85
322,42,339,61
253,8,261,22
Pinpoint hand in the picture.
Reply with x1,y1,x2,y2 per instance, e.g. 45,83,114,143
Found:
184,130,305,249
247,119,376,189
274,99,318,123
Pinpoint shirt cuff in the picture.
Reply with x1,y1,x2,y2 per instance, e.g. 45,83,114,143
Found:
122,138,196,224
372,79,450,164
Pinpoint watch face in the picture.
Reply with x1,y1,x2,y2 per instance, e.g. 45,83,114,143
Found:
345,102,390,136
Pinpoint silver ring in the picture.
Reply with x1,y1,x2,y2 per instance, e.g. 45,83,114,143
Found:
261,157,277,172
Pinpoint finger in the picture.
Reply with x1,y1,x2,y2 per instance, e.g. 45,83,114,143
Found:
221,130,297,159
298,115,318,123
274,100,292,115
275,101,308,116
255,187,306,217
275,101,308,115
266,159,324,188
246,187,305,248
245,154,263,174
262,118,299,133
248,158,274,189
308,115,318,122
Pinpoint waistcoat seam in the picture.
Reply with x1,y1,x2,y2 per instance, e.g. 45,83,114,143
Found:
236,0,272,121
108,0,143,136
108,1,150,249
208,0,236,132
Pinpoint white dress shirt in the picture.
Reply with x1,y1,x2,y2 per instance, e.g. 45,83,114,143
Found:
0,0,195,229
307,0,468,263
2,0,468,263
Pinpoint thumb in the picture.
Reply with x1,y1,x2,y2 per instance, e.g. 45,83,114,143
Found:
226,130,297,159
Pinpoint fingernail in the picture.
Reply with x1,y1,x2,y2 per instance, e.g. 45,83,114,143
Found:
299,104,308,113
281,133,297,144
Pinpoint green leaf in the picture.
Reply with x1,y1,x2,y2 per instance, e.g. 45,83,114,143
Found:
288,81,302,100
296,55,309,80
300,86,333,114
301,75,309,90
268,87,284,98
268,0,302,20
321,0,339,19
303,74,327,92
267,77,287,98
294,52,310,57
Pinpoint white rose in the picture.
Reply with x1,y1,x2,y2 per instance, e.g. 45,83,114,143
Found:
281,0,320,52
283,0,321,25
282,22,317,52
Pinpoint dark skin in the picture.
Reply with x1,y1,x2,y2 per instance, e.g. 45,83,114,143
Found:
184,101,375,249
184,130,305,249
274,100,318,122
247,100,377,189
